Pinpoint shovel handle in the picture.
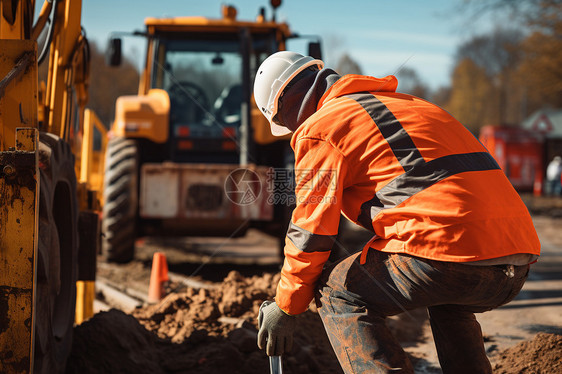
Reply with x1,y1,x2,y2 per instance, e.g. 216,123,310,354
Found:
269,355,283,374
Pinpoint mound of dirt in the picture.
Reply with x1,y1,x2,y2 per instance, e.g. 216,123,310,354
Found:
66,309,160,373
132,271,278,341
67,269,434,373
493,333,562,374
67,271,344,373
66,309,260,374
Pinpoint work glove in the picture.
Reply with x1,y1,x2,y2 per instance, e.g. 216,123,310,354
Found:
257,300,296,356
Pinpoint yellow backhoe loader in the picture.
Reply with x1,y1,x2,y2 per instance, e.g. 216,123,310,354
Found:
104,1,322,263
0,1,103,372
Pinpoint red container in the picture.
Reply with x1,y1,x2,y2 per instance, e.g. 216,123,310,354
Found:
479,125,544,193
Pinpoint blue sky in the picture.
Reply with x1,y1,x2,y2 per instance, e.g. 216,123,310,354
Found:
77,0,500,90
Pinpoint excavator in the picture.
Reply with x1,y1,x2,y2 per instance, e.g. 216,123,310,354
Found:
0,1,103,372
103,1,322,263
0,0,320,372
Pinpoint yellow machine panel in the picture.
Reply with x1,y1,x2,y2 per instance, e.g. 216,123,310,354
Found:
0,127,39,373
2,1,103,371
0,40,38,150
112,89,170,143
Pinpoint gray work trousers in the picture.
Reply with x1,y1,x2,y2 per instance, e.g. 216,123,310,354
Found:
316,250,529,374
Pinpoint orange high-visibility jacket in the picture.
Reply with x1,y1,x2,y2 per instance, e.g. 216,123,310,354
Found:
276,74,541,315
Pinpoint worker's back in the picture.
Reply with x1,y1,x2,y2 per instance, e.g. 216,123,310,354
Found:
292,74,540,262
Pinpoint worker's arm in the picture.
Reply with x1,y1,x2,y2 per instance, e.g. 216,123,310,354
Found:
276,137,347,315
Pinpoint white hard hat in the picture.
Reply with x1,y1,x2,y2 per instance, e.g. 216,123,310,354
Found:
254,51,324,136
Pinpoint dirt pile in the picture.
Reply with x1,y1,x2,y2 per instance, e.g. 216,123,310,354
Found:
67,271,343,373
66,310,161,374
493,333,562,374
132,271,278,341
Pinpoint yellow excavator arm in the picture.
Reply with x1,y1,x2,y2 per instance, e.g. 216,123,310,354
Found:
1,1,101,372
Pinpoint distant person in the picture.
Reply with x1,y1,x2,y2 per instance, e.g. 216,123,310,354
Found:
253,51,540,374
546,156,562,196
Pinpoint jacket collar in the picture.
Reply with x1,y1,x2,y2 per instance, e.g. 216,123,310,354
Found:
291,74,399,146
317,74,398,109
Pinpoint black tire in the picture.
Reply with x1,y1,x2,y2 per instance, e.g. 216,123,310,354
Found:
101,137,138,263
35,133,79,374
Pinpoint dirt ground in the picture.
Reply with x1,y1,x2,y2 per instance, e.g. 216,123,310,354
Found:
67,195,562,373
493,333,562,374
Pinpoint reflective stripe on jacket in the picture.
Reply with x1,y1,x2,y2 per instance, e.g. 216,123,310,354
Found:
276,74,541,315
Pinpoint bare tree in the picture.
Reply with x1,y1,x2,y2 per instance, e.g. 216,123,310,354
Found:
455,28,523,77
395,67,429,98
458,0,559,23
336,54,363,75
324,34,346,68
89,42,140,126
431,86,452,108
518,0,562,111
446,58,493,132
454,28,523,123
324,34,364,76
442,0,562,128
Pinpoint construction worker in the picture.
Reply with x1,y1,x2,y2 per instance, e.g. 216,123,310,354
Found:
254,51,541,374
546,156,562,196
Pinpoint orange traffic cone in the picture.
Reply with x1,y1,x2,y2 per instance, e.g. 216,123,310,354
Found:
148,252,169,303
